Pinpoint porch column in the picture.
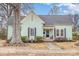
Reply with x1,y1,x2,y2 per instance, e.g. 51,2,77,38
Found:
28,27,30,38
64,28,66,38
53,28,54,40
54,28,56,40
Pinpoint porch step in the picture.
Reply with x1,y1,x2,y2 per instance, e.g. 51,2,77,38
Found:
43,39,54,42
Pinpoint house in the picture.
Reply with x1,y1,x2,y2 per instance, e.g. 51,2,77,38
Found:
8,11,73,41
0,17,3,32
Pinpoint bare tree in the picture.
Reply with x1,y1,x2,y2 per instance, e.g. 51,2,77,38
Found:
48,3,60,15
21,3,34,15
9,4,23,44
0,3,23,44
0,3,14,41
9,3,34,44
0,3,34,44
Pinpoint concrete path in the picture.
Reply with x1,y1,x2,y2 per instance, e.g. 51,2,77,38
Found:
46,43,61,50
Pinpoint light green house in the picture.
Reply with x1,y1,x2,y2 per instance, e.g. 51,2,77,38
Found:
8,12,72,41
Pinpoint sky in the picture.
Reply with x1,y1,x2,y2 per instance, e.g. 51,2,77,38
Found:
24,3,79,15
33,3,51,15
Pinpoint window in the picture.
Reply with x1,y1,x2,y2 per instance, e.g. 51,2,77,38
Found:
56,29,64,37
57,29,59,36
0,17,2,21
61,29,63,36
43,31,45,34
31,28,35,36
0,17,2,28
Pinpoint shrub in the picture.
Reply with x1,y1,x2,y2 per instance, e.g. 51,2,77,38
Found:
72,32,79,41
54,37,72,42
0,32,6,40
34,36,43,43
21,36,28,43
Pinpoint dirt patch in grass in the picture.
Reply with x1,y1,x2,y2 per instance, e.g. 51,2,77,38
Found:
54,42,79,50
1,42,48,50
26,43,48,49
0,40,7,46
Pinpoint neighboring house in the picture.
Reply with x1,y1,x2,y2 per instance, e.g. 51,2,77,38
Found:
77,19,79,31
8,12,73,41
0,17,3,32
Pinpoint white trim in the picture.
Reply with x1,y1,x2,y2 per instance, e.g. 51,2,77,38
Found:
21,11,45,24
43,27,54,39
43,26,54,29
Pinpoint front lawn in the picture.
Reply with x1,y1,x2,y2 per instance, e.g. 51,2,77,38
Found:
26,43,48,49
54,41,79,50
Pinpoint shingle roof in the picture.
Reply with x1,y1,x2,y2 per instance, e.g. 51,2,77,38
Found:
8,15,72,25
8,16,25,25
39,15,72,25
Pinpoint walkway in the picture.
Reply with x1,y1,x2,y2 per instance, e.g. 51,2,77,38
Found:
46,42,61,50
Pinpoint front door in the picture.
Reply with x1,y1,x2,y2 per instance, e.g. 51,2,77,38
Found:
46,30,50,39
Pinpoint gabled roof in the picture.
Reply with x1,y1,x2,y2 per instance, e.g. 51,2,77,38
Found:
39,15,72,25
8,15,72,26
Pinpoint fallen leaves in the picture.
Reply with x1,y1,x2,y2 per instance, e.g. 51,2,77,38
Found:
54,42,79,50
27,43,48,49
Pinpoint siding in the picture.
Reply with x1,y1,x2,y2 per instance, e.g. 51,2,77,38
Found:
21,12,44,37
55,25,72,40
7,12,72,40
7,25,13,40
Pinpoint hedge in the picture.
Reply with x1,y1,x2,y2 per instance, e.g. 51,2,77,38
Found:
21,36,28,43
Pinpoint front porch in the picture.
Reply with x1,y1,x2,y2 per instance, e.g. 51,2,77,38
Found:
43,26,67,41
43,26,55,41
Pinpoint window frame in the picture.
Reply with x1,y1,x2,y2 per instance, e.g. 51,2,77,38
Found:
56,29,64,37
61,29,64,36
31,28,35,36
56,29,59,36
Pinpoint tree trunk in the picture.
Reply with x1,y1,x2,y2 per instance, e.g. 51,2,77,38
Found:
10,4,23,44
